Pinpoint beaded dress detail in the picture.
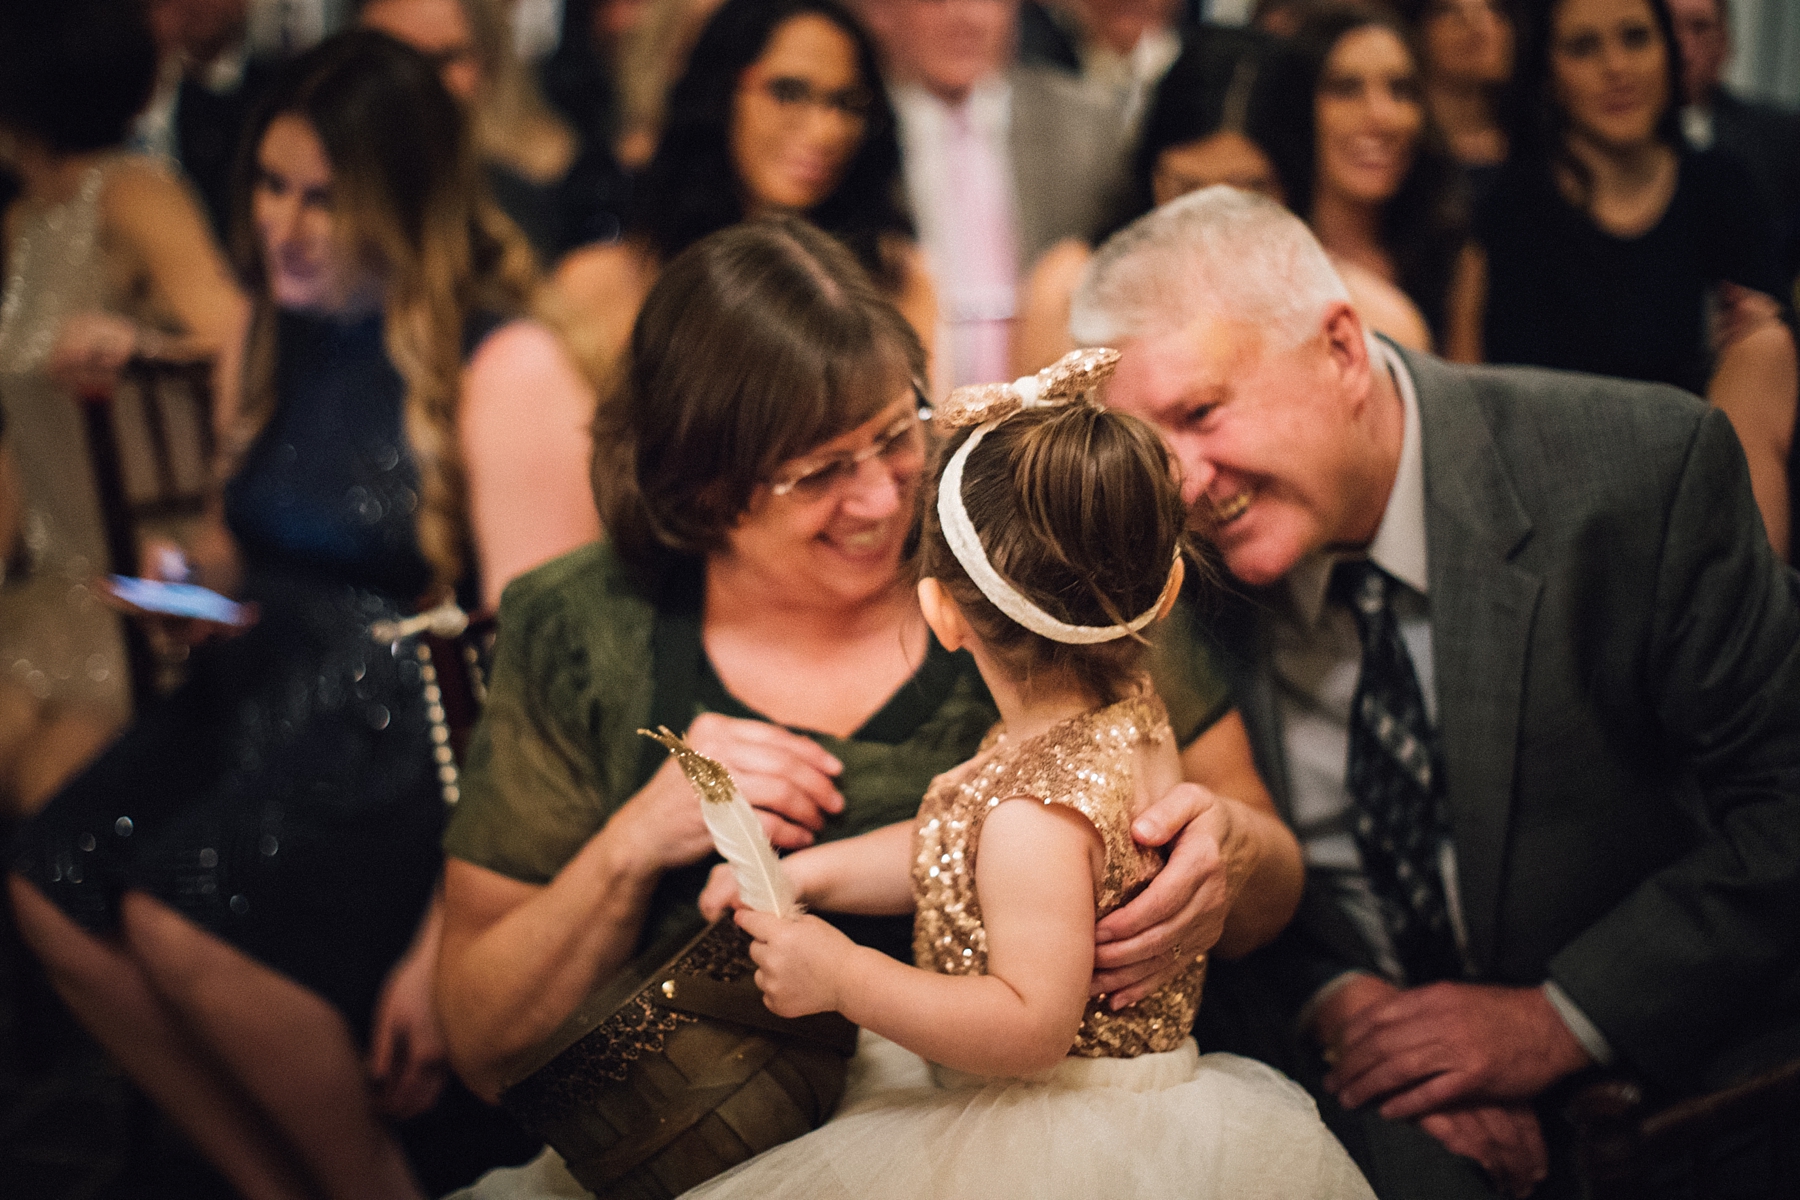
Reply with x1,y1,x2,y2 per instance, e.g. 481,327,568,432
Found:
912,695,1205,1056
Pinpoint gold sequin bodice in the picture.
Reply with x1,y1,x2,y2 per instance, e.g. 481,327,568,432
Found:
911,695,1207,1058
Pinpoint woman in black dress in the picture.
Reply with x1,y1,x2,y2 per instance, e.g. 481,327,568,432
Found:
1476,0,1796,557
9,31,597,1200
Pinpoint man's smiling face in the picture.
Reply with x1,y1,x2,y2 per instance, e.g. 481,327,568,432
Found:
1104,308,1377,587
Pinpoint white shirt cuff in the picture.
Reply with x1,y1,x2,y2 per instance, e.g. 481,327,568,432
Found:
1298,969,1375,1041
1542,980,1615,1067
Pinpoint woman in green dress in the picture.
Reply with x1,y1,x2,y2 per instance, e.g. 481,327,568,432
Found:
434,220,1305,1146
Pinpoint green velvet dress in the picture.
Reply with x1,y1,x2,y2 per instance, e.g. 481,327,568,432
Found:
443,542,1235,962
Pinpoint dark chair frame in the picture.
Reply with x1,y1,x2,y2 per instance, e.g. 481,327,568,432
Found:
78,356,216,709
1571,1057,1800,1198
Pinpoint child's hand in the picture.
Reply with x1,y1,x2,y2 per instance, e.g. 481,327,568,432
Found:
698,863,740,921
735,910,854,1018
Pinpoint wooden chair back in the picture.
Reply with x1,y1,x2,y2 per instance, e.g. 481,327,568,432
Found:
1572,1057,1800,1198
78,356,215,707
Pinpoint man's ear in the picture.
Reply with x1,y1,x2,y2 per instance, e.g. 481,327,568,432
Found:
1321,301,1374,411
918,577,970,652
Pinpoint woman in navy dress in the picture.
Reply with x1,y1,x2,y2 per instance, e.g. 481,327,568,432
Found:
9,32,598,1200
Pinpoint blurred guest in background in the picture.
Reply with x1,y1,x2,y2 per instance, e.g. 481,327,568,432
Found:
1397,0,1513,187
139,0,280,240
1261,3,1481,356
554,0,930,381
1017,0,1187,129
1667,0,1800,290
0,0,247,814
1013,25,1434,375
1478,0,1796,557
611,0,733,169
862,0,1127,388
360,0,585,265
1249,0,1308,40
540,0,648,247
11,30,596,1200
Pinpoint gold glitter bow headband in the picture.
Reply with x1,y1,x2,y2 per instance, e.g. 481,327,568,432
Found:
936,349,1181,645
933,347,1122,430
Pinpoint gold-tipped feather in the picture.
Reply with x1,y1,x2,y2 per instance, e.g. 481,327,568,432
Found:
639,727,799,917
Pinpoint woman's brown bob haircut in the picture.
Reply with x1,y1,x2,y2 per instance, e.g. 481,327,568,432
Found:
596,217,926,575
921,405,1193,705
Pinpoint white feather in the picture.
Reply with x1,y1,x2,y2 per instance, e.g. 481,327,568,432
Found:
700,777,798,917
639,727,799,917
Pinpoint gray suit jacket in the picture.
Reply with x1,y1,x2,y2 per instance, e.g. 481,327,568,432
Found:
1210,344,1800,1091
1008,65,1128,270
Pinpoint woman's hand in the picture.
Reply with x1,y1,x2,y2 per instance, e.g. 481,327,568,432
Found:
736,909,854,1018
699,862,740,921
615,713,844,874
48,312,151,396
99,542,257,649
366,900,450,1119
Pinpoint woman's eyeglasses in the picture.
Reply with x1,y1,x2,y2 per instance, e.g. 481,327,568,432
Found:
755,75,874,125
768,400,932,499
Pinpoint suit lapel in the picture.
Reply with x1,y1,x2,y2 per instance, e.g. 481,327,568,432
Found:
1401,348,1541,974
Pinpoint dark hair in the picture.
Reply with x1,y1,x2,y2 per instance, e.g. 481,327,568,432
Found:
230,30,538,597
0,0,158,154
921,406,1192,705
1503,0,1683,206
1388,0,1518,26
1261,3,1472,340
596,217,925,576
626,0,912,287
1098,26,1290,241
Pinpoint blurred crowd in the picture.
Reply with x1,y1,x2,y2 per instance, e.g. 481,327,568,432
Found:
0,0,1796,1195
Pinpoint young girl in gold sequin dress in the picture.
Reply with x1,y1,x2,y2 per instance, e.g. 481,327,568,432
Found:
691,355,1375,1199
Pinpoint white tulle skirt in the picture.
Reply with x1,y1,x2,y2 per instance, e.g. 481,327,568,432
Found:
678,1031,1376,1200
447,1033,1374,1200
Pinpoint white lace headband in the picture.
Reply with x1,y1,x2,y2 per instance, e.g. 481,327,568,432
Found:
934,349,1181,646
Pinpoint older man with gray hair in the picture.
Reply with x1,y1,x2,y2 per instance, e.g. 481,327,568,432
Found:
1078,186,1800,1199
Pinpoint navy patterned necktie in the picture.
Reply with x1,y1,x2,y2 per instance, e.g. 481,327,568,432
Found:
1332,559,1465,985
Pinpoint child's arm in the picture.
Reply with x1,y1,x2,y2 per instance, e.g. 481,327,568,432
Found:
736,798,1100,1078
700,820,918,919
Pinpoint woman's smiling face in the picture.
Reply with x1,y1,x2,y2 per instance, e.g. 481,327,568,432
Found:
731,13,871,215
718,389,925,606
1313,25,1425,208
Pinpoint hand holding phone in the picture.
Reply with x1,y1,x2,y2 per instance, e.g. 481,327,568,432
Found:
101,575,257,638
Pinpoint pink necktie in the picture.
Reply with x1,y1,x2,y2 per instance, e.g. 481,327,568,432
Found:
942,104,1017,386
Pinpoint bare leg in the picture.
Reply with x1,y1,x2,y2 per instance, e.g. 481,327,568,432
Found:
8,875,318,1200
119,890,427,1200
